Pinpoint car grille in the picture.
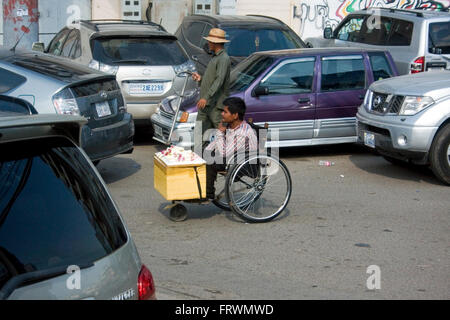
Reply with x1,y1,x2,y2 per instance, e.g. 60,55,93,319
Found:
160,109,175,120
369,92,405,115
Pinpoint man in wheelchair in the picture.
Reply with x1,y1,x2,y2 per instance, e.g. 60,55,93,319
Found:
203,97,258,200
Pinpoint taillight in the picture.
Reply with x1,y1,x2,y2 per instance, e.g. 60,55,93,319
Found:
411,56,425,74
138,265,156,300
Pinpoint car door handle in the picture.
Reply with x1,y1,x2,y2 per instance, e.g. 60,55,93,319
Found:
298,98,310,104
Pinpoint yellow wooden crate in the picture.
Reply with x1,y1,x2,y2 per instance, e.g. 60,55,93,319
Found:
154,156,206,201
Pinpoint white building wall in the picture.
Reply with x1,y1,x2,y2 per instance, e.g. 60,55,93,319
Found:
92,0,121,20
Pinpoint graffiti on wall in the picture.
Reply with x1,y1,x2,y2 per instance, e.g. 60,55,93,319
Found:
294,0,450,39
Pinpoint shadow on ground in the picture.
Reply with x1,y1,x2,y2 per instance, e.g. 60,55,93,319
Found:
98,157,142,184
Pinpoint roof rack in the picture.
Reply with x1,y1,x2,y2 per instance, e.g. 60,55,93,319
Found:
364,7,425,17
76,19,167,32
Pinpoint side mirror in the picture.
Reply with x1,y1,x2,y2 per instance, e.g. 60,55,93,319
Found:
323,27,333,39
32,42,45,52
252,86,269,97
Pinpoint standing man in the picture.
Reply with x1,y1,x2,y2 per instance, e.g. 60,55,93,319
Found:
192,28,231,149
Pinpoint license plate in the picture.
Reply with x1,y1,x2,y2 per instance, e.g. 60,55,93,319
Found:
128,83,165,95
364,132,375,149
154,125,163,137
95,101,111,118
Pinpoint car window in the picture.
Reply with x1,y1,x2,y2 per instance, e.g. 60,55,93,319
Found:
359,17,392,45
61,30,78,58
223,27,302,57
230,55,275,92
369,52,394,81
92,37,189,66
71,36,82,59
48,28,71,56
185,22,206,47
261,58,315,95
0,68,26,94
387,19,414,46
321,55,366,91
0,138,128,290
199,24,213,49
336,16,365,42
429,21,450,54
0,96,33,115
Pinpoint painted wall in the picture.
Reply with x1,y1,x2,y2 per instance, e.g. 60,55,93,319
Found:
293,0,450,39
38,0,91,46
92,0,121,20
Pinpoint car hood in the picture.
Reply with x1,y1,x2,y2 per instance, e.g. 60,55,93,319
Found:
370,71,450,100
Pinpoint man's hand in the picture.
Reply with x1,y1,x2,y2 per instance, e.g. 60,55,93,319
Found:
197,98,207,110
192,72,202,82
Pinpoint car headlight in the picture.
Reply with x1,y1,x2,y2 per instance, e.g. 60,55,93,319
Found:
52,88,80,116
399,96,434,116
89,59,119,75
363,90,373,112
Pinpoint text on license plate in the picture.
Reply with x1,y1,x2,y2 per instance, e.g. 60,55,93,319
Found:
129,83,165,95
154,125,163,137
96,101,111,118
364,131,375,149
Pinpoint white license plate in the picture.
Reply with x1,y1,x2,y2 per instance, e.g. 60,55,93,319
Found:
95,101,111,118
154,125,163,137
128,83,165,95
364,131,375,149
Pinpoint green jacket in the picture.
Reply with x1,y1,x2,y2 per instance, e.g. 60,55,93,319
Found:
200,49,231,111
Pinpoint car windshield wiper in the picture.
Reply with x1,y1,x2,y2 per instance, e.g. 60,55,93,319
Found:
112,59,148,65
0,262,94,300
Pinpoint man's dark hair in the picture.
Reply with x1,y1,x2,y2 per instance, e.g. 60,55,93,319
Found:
223,97,246,120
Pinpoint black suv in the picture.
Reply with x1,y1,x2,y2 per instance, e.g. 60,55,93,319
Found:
175,14,307,73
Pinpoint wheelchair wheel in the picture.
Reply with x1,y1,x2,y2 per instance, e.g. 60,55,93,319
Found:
226,154,291,223
212,171,232,211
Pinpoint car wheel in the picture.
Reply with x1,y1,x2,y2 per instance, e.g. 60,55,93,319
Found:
429,124,450,185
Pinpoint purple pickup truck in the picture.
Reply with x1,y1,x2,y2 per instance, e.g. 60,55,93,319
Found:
151,48,398,149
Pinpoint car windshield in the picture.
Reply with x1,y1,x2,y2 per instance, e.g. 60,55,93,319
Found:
223,27,303,57
429,22,450,54
0,138,128,290
92,37,189,66
230,55,275,92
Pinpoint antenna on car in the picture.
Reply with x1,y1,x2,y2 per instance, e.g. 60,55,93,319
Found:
10,20,36,53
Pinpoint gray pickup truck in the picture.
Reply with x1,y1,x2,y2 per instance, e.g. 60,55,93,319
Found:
357,70,450,185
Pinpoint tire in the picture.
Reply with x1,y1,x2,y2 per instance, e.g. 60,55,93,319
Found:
169,204,188,222
212,170,232,211
429,124,450,185
226,155,292,223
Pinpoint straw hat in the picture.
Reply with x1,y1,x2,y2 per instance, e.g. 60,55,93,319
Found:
203,28,230,43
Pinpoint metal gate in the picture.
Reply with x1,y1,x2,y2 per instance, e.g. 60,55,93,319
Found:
2,0,39,49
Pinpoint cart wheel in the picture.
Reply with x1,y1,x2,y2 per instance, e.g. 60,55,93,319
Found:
169,204,188,222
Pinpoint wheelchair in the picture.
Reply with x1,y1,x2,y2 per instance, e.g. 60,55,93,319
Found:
169,121,292,223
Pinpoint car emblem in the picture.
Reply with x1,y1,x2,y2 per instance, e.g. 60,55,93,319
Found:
142,69,152,76
373,96,383,109
100,91,108,99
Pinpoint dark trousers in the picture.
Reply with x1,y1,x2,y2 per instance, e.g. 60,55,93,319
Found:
206,162,226,198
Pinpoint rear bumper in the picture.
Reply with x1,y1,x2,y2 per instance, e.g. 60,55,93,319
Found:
82,113,135,161
126,102,158,124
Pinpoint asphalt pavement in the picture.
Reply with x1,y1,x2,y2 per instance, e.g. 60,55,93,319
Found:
98,134,450,300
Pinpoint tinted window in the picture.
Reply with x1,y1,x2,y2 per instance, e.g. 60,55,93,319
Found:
71,37,82,59
387,19,413,46
92,37,189,66
230,55,275,92
48,29,71,56
261,58,315,95
0,68,26,94
185,22,205,47
369,53,393,81
223,27,303,57
336,17,364,42
61,30,78,57
429,21,450,54
359,17,392,45
321,55,365,91
0,96,33,116
0,138,128,289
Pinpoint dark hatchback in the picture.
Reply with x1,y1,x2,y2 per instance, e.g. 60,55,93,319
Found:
152,48,399,148
0,47,134,162
175,14,307,73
